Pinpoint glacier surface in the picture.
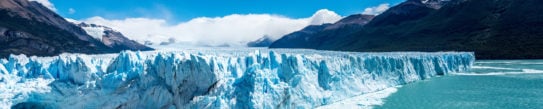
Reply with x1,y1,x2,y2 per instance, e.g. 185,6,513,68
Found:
0,48,474,109
81,26,105,41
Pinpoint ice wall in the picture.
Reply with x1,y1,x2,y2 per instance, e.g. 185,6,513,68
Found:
0,49,474,109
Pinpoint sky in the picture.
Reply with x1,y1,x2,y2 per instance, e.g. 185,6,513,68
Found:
34,0,405,47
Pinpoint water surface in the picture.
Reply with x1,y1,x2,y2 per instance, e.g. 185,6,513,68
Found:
377,60,543,109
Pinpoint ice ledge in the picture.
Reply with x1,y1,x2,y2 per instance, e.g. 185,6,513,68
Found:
0,50,474,108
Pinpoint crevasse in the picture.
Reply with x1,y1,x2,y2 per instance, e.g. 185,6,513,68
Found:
0,49,474,109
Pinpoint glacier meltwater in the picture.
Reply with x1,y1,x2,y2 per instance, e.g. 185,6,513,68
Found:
0,49,474,109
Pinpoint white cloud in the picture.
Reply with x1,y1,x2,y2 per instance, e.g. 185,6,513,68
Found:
309,9,342,25
76,9,342,47
362,3,390,15
28,0,56,12
68,8,76,14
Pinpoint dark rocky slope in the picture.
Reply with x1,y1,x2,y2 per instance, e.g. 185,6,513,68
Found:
0,0,152,58
322,0,543,59
272,0,543,59
269,14,375,49
77,23,153,51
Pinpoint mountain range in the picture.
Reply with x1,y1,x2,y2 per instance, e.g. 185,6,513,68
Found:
271,0,543,59
246,35,274,47
0,0,152,58
269,14,375,49
2,0,542,59
77,23,153,51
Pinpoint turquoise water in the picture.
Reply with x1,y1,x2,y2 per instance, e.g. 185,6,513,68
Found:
377,60,543,109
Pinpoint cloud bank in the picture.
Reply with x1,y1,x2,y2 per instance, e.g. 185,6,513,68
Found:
77,9,342,47
28,0,56,11
362,3,390,15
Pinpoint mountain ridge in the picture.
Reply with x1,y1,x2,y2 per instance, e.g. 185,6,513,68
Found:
0,0,152,58
328,0,543,59
77,23,154,51
269,14,375,49
271,0,543,59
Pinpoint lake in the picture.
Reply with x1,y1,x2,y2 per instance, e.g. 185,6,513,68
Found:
377,60,543,109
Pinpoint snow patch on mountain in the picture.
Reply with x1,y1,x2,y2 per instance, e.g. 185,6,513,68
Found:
81,26,105,41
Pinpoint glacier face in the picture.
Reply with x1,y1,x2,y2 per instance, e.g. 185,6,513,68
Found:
0,49,474,109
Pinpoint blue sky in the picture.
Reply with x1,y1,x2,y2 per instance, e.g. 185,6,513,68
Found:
51,0,404,23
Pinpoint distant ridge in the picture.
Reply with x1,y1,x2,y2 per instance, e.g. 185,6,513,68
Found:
269,14,375,49
271,0,543,59
77,23,153,51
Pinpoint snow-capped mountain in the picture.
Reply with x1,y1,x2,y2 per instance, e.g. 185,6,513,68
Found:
77,23,154,51
79,23,108,41
0,0,152,58
1,49,474,108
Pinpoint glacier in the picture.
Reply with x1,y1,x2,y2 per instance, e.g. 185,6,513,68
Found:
0,48,474,109
81,25,105,41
